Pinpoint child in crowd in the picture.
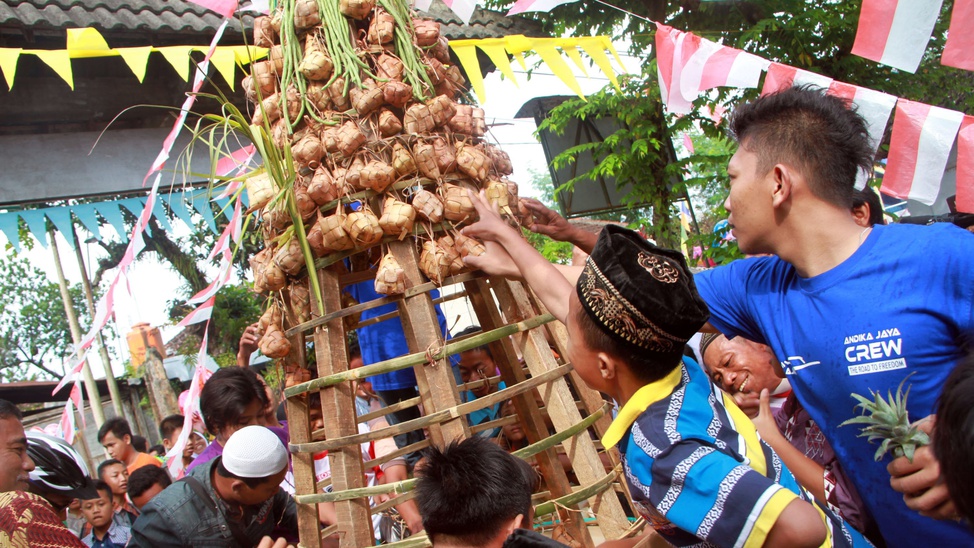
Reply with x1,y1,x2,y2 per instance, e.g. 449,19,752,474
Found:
158,414,198,471
462,196,872,547
80,480,131,548
454,325,505,438
933,353,974,526
96,459,138,528
97,418,161,474
127,465,172,511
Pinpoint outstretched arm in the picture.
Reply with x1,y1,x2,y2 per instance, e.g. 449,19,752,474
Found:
521,198,598,254
463,191,574,323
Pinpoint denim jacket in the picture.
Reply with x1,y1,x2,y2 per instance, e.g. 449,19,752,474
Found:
128,458,297,548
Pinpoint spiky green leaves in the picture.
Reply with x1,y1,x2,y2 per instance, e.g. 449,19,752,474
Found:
840,374,930,462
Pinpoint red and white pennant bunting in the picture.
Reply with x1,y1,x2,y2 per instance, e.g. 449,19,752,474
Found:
851,0,944,73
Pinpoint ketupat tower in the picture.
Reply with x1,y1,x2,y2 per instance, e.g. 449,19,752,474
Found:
236,0,638,545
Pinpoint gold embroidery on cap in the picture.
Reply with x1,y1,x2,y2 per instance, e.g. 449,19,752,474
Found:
579,261,681,352
637,252,680,284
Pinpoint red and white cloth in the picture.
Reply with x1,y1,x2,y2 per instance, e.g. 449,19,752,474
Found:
851,0,944,73
953,116,974,213
881,99,964,205
942,0,974,71
506,0,578,16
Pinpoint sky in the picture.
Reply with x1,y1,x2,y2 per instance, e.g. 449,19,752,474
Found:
10,41,645,383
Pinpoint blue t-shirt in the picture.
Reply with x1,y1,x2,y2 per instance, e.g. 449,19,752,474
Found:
695,222,974,547
348,281,451,391
606,362,869,548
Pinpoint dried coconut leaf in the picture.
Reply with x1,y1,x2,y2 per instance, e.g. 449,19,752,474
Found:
432,137,456,174
344,156,367,191
271,118,290,149
344,210,384,247
392,142,417,176
274,236,305,276
377,108,403,137
320,127,340,154
340,0,375,19
268,45,284,76
260,327,292,358
305,82,330,112
294,177,319,220
263,204,292,231
246,172,275,211
376,54,405,82
413,19,440,47
425,57,447,85
254,16,276,48
412,189,443,223
306,219,327,257
352,87,384,117
472,108,486,137
383,81,412,109
437,235,465,275
454,232,486,258
428,95,457,128
242,76,257,103
485,179,513,217
419,240,451,284
318,213,355,251
270,9,283,34
308,166,340,205
442,183,477,223
455,143,490,182
369,9,395,45
484,145,513,176
448,104,475,136
361,160,396,193
250,248,273,294
289,282,312,325
430,35,451,64
505,178,520,205
285,84,302,120
252,93,282,127
252,60,278,96
293,0,321,29
300,40,334,81
379,196,416,238
374,252,406,295
328,77,351,111
292,134,323,169
404,104,435,134
412,141,440,179
337,121,367,157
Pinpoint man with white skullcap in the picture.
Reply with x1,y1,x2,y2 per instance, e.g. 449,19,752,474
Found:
129,426,297,548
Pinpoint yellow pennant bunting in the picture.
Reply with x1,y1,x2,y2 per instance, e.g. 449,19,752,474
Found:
66,28,111,58
33,49,74,90
451,43,486,103
577,37,621,91
117,47,154,83
504,35,534,71
559,41,589,77
601,36,626,71
531,40,584,99
159,46,195,82
210,48,238,90
478,41,519,86
230,45,269,65
0,48,21,90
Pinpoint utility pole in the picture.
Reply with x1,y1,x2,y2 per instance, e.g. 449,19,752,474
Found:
49,227,105,427
73,231,125,419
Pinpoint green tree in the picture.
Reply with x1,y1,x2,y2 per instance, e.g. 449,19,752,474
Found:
0,250,89,380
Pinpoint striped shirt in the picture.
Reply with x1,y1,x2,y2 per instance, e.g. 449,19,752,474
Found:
602,362,872,548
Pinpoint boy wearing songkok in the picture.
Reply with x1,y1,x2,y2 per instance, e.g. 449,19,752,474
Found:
129,425,297,547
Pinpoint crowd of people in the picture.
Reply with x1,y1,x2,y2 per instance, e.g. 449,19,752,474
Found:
1,86,973,548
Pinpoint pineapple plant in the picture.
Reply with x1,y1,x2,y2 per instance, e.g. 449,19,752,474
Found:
839,374,930,462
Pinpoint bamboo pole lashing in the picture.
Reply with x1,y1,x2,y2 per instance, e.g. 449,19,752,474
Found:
532,465,622,517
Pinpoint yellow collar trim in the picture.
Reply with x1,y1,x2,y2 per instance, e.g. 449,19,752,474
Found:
602,365,684,449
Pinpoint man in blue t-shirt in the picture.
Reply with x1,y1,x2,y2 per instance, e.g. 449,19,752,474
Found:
473,87,972,547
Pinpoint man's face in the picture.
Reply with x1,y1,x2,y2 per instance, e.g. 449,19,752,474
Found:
131,482,166,511
0,416,34,492
566,293,606,394
725,148,774,255
702,335,783,396
80,490,114,529
100,463,128,496
458,349,496,399
219,399,265,442
233,466,287,506
100,432,131,462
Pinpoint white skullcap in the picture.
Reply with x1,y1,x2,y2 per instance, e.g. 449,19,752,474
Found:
222,426,288,478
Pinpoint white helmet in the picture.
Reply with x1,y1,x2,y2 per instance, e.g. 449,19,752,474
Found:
26,431,98,500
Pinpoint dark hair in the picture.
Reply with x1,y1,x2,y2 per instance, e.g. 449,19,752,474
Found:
127,465,172,499
574,303,678,384
453,325,493,358
200,367,269,436
97,417,132,443
852,186,885,227
934,354,974,526
215,458,273,489
0,399,23,421
131,435,148,453
87,479,113,501
159,414,185,441
147,444,165,455
96,459,124,479
416,437,535,546
729,85,874,209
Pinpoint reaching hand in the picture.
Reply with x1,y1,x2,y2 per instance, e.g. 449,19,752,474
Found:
256,536,293,548
733,391,761,419
888,415,958,520
237,322,261,367
521,198,573,240
750,389,779,439
462,189,520,244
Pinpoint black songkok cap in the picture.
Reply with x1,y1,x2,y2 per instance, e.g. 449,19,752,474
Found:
576,225,710,366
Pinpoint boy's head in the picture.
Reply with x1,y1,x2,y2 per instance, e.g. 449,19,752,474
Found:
97,459,128,496
569,225,709,392
80,480,114,531
215,426,289,507
97,417,136,462
454,325,497,399
128,464,172,511
416,437,537,548
159,414,195,459
200,367,269,442
935,354,974,526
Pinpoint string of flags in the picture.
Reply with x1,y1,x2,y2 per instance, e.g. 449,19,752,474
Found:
654,22,974,213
